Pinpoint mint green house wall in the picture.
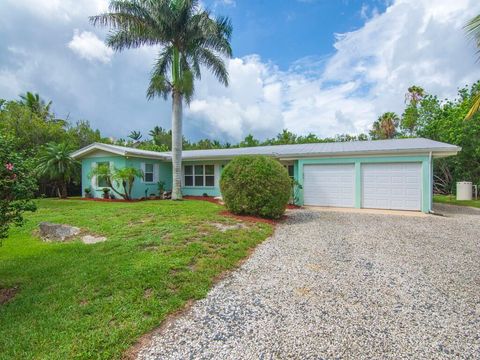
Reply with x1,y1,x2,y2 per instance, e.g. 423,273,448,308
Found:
180,160,229,197
295,154,432,212
81,156,172,199
124,158,172,199
81,156,126,198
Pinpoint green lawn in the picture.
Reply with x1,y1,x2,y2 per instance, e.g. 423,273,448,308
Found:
0,199,272,360
433,194,480,208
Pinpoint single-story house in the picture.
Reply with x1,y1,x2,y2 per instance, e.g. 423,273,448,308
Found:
71,137,460,212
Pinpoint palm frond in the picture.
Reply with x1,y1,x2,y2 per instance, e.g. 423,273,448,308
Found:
194,48,228,86
146,73,171,100
465,14,480,60
465,92,480,120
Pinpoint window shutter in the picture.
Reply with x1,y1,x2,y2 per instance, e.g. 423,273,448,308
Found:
140,162,146,183
153,163,160,183
109,162,115,188
91,162,97,195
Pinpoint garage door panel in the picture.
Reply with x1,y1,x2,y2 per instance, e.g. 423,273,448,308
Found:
304,164,355,207
361,162,422,211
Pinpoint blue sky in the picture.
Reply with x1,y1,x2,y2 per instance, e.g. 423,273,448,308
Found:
0,0,479,142
212,0,388,68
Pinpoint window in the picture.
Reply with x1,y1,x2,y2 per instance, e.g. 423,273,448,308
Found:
96,162,109,187
285,164,294,178
144,163,154,182
184,165,215,187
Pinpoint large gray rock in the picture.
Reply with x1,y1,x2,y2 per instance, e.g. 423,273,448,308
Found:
39,222,81,242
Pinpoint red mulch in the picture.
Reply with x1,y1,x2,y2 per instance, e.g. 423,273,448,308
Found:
183,196,222,204
286,204,302,209
220,210,287,225
0,286,18,305
67,197,145,202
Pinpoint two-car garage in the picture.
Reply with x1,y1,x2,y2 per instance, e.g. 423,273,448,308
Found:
303,162,423,211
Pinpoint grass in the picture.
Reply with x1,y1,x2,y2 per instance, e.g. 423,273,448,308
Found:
433,194,480,208
0,199,273,360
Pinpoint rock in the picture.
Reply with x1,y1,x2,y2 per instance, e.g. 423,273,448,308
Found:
81,235,107,244
39,222,80,242
211,222,247,232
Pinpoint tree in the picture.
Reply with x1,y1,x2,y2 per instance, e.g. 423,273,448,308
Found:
67,120,103,149
36,143,80,198
0,101,66,153
128,130,143,141
19,92,53,120
239,134,260,147
0,135,37,242
91,0,233,200
402,86,425,134
89,164,143,200
370,112,400,139
465,14,480,119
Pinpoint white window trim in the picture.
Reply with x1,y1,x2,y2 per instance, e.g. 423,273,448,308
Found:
95,161,111,188
183,164,216,188
143,163,155,183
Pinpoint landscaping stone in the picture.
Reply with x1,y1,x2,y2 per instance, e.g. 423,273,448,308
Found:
81,235,107,244
211,222,247,232
39,222,80,242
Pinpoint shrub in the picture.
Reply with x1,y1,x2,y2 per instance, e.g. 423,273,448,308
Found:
0,135,37,241
220,156,291,219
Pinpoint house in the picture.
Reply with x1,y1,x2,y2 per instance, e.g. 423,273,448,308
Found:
71,137,460,212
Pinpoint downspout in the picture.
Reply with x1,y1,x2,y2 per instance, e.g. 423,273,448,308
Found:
428,151,434,214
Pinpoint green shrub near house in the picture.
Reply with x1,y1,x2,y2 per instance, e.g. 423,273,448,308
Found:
220,155,291,219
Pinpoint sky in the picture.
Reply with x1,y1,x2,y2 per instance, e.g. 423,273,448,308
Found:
1,0,480,142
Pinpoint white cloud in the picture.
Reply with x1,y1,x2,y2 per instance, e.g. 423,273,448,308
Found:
186,0,480,141
5,0,108,22
68,30,113,64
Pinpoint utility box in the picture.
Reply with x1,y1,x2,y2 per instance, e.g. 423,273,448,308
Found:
456,181,473,201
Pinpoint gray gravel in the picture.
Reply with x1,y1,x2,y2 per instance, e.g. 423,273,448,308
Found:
138,205,480,359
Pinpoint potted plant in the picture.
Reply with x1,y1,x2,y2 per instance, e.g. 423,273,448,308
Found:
157,181,165,199
84,187,92,198
102,188,110,199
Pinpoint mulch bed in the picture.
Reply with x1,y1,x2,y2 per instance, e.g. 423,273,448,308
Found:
185,196,301,224
66,197,161,202
0,286,19,305
183,196,222,204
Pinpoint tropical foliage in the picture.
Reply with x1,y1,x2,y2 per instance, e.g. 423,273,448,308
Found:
369,112,400,139
0,135,37,241
90,0,233,200
464,14,480,119
36,143,79,198
0,96,105,197
89,164,143,200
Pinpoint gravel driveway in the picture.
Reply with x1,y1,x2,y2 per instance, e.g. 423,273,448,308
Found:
138,204,480,359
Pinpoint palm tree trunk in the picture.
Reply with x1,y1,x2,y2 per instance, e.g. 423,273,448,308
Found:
61,182,68,198
171,90,183,200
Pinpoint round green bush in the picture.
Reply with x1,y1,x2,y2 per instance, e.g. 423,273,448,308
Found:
220,155,291,219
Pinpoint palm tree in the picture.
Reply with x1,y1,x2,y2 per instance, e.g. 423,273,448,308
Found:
89,164,143,200
90,0,233,200
19,92,52,120
370,112,400,140
36,143,79,198
128,130,143,141
402,86,425,134
405,86,425,105
465,14,480,120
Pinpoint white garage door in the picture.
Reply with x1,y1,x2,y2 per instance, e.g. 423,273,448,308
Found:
362,163,422,211
303,164,355,207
